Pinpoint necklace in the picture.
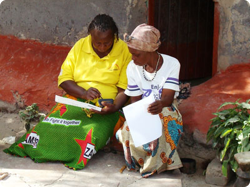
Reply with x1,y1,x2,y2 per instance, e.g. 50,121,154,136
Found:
142,53,161,81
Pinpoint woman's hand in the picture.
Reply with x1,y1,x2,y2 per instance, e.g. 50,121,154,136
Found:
84,87,101,100
60,81,101,100
148,100,163,115
91,87,129,115
147,89,176,115
91,101,117,115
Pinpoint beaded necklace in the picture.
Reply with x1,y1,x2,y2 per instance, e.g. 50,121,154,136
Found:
142,53,160,81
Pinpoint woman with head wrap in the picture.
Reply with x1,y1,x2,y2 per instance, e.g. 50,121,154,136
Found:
116,24,183,178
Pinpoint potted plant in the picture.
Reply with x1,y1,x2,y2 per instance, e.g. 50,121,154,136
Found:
206,99,250,176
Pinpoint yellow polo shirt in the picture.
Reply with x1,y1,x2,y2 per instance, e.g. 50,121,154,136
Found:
58,35,132,103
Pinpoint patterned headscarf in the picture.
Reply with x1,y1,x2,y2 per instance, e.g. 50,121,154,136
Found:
123,23,161,52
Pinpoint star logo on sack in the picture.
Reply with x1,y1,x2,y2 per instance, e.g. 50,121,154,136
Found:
46,103,67,118
75,128,96,166
45,95,78,118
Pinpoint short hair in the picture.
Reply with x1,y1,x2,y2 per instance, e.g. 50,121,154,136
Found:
88,14,119,41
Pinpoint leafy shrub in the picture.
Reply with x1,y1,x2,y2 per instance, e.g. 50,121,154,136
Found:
206,99,250,176
19,103,46,131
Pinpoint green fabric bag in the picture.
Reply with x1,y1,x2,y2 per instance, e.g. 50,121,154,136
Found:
4,95,124,170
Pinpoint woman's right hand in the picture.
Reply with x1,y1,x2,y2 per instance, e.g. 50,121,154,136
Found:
84,87,101,100
60,81,101,100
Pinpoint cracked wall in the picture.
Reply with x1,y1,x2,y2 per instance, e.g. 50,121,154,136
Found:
0,0,147,46
217,0,250,70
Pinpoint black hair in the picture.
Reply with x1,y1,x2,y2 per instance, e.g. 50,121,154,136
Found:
88,14,119,41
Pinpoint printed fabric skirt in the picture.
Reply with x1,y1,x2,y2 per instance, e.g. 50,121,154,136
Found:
116,105,183,178
4,94,125,170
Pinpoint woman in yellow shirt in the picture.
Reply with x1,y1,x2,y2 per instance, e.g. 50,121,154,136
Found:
4,14,131,170
58,14,131,107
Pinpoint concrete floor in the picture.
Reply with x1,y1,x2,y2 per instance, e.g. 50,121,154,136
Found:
0,143,182,187
0,142,237,187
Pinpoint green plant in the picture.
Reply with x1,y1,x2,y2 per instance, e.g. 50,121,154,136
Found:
19,103,46,131
206,99,250,176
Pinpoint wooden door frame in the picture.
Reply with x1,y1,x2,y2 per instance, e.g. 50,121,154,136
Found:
148,0,219,77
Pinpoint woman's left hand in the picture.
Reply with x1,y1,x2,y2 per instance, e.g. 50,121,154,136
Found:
148,89,175,115
147,100,163,115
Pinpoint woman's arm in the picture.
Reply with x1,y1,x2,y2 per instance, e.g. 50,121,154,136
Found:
113,87,130,110
147,89,175,115
60,80,101,100
130,95,142,103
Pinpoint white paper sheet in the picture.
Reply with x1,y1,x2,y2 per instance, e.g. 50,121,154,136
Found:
55,95,102,111
122,95,162,147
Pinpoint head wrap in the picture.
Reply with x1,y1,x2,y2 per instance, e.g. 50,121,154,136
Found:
123,23,161,52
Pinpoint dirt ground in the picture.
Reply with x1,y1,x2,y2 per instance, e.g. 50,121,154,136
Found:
0,110,235,187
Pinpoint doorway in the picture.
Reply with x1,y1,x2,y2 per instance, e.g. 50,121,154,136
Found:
149,0,214,82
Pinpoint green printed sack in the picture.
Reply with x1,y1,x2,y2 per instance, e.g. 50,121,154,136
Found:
4,95,124,170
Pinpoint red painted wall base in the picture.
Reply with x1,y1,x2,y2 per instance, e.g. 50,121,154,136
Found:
0,35,71,112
